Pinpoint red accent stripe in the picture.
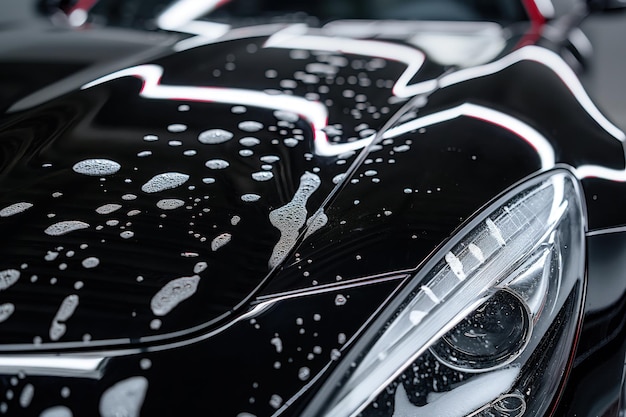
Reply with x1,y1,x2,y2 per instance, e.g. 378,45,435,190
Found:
515,0,547,48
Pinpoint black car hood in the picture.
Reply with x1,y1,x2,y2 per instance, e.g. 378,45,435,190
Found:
0,22,624,352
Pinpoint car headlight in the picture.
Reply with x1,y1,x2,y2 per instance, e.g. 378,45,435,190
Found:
302,169,585,417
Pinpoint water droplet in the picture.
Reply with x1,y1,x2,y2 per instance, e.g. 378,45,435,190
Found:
393,144,410,153
241,194,261,202
0,303,15,323
96,204,122,215
298,367,310,381
260,155,280,164
0,202,33,218
273,110,299,123
139,358,152,370
73,159,121,176
137,151,152,158
45,221,90,236
231,215,241,226
198,129,233,144
238,121,263,132
141,172,189,193
183,150,197,156
122,194,137,201
19,383,34,408
143,134,158,142
99,376,148,417
231,106,247,114
335,294,347,306
151,275,200,316
205,159,230,170
211,233,232,251
239,137,260,147
332,174,346,184
178,105,190,112
168,124,187,133
251,171,274,182
39,406,73,417
202,177,216,184
120,231,134,239
193,262,208,274
156,199,185,210
283,138,298,147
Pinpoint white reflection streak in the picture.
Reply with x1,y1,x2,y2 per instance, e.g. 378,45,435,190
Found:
157,0,224,30
0,356,105,378
439,45,625,142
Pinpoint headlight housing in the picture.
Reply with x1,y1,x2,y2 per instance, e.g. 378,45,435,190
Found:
303,169,585,417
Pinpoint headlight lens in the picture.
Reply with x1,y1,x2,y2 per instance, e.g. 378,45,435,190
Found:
303,169,585,417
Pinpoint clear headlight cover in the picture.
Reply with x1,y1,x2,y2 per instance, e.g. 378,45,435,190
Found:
303,169,585,417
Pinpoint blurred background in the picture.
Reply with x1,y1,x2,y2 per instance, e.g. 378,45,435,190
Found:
581,13,626,130
1,0,625,130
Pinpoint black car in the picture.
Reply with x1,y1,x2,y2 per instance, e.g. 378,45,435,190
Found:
0,0,624,416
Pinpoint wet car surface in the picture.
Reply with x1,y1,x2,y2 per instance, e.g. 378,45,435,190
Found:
0,0,625,416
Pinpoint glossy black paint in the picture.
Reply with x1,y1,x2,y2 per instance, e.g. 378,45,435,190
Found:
0,4,624,417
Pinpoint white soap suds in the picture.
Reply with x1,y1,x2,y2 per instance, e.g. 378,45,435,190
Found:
49,294,79,341
231,215,241,226
96,204,122,215
304,209,328,239
122,194,137,201
156,199,185,210
260,155,280,164
168,123,187,133
72,159,121,176
120,231,134,239
205,159,230,170
241,194,261,202
141,172,189,193
238,121,263,132
198,129,233,144
0,269,20,291
211,233,232,251
274,110,299,123
268,172,321,268
45,221,90,236
240,137,261,147
0,202,33,218
0,303,15,322
19,383,34,408
81,257,100,269
151,275,200,316
283,138,299,147
39,406,73,417
252,171,274,182
270,336,283,353
99,376,148,417
193,262,208,274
